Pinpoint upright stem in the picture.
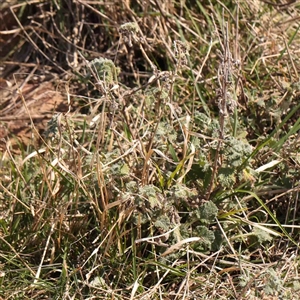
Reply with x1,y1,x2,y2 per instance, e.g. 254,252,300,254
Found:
206,21,233,200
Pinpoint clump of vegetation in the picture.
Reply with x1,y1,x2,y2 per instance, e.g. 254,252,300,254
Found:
1,1,300,299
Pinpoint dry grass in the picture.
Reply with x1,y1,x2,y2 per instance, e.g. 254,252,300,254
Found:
1,0,300,299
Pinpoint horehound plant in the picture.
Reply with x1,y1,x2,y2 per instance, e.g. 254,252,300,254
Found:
70,23,222,284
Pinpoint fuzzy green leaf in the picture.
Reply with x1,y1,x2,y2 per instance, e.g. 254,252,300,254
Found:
193,226,215,251
194,201,218,224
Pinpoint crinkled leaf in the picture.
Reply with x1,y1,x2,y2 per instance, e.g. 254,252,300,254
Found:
193,226,215,251
194,201,218,224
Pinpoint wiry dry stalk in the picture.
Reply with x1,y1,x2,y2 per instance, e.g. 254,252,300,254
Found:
206,17,238,200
